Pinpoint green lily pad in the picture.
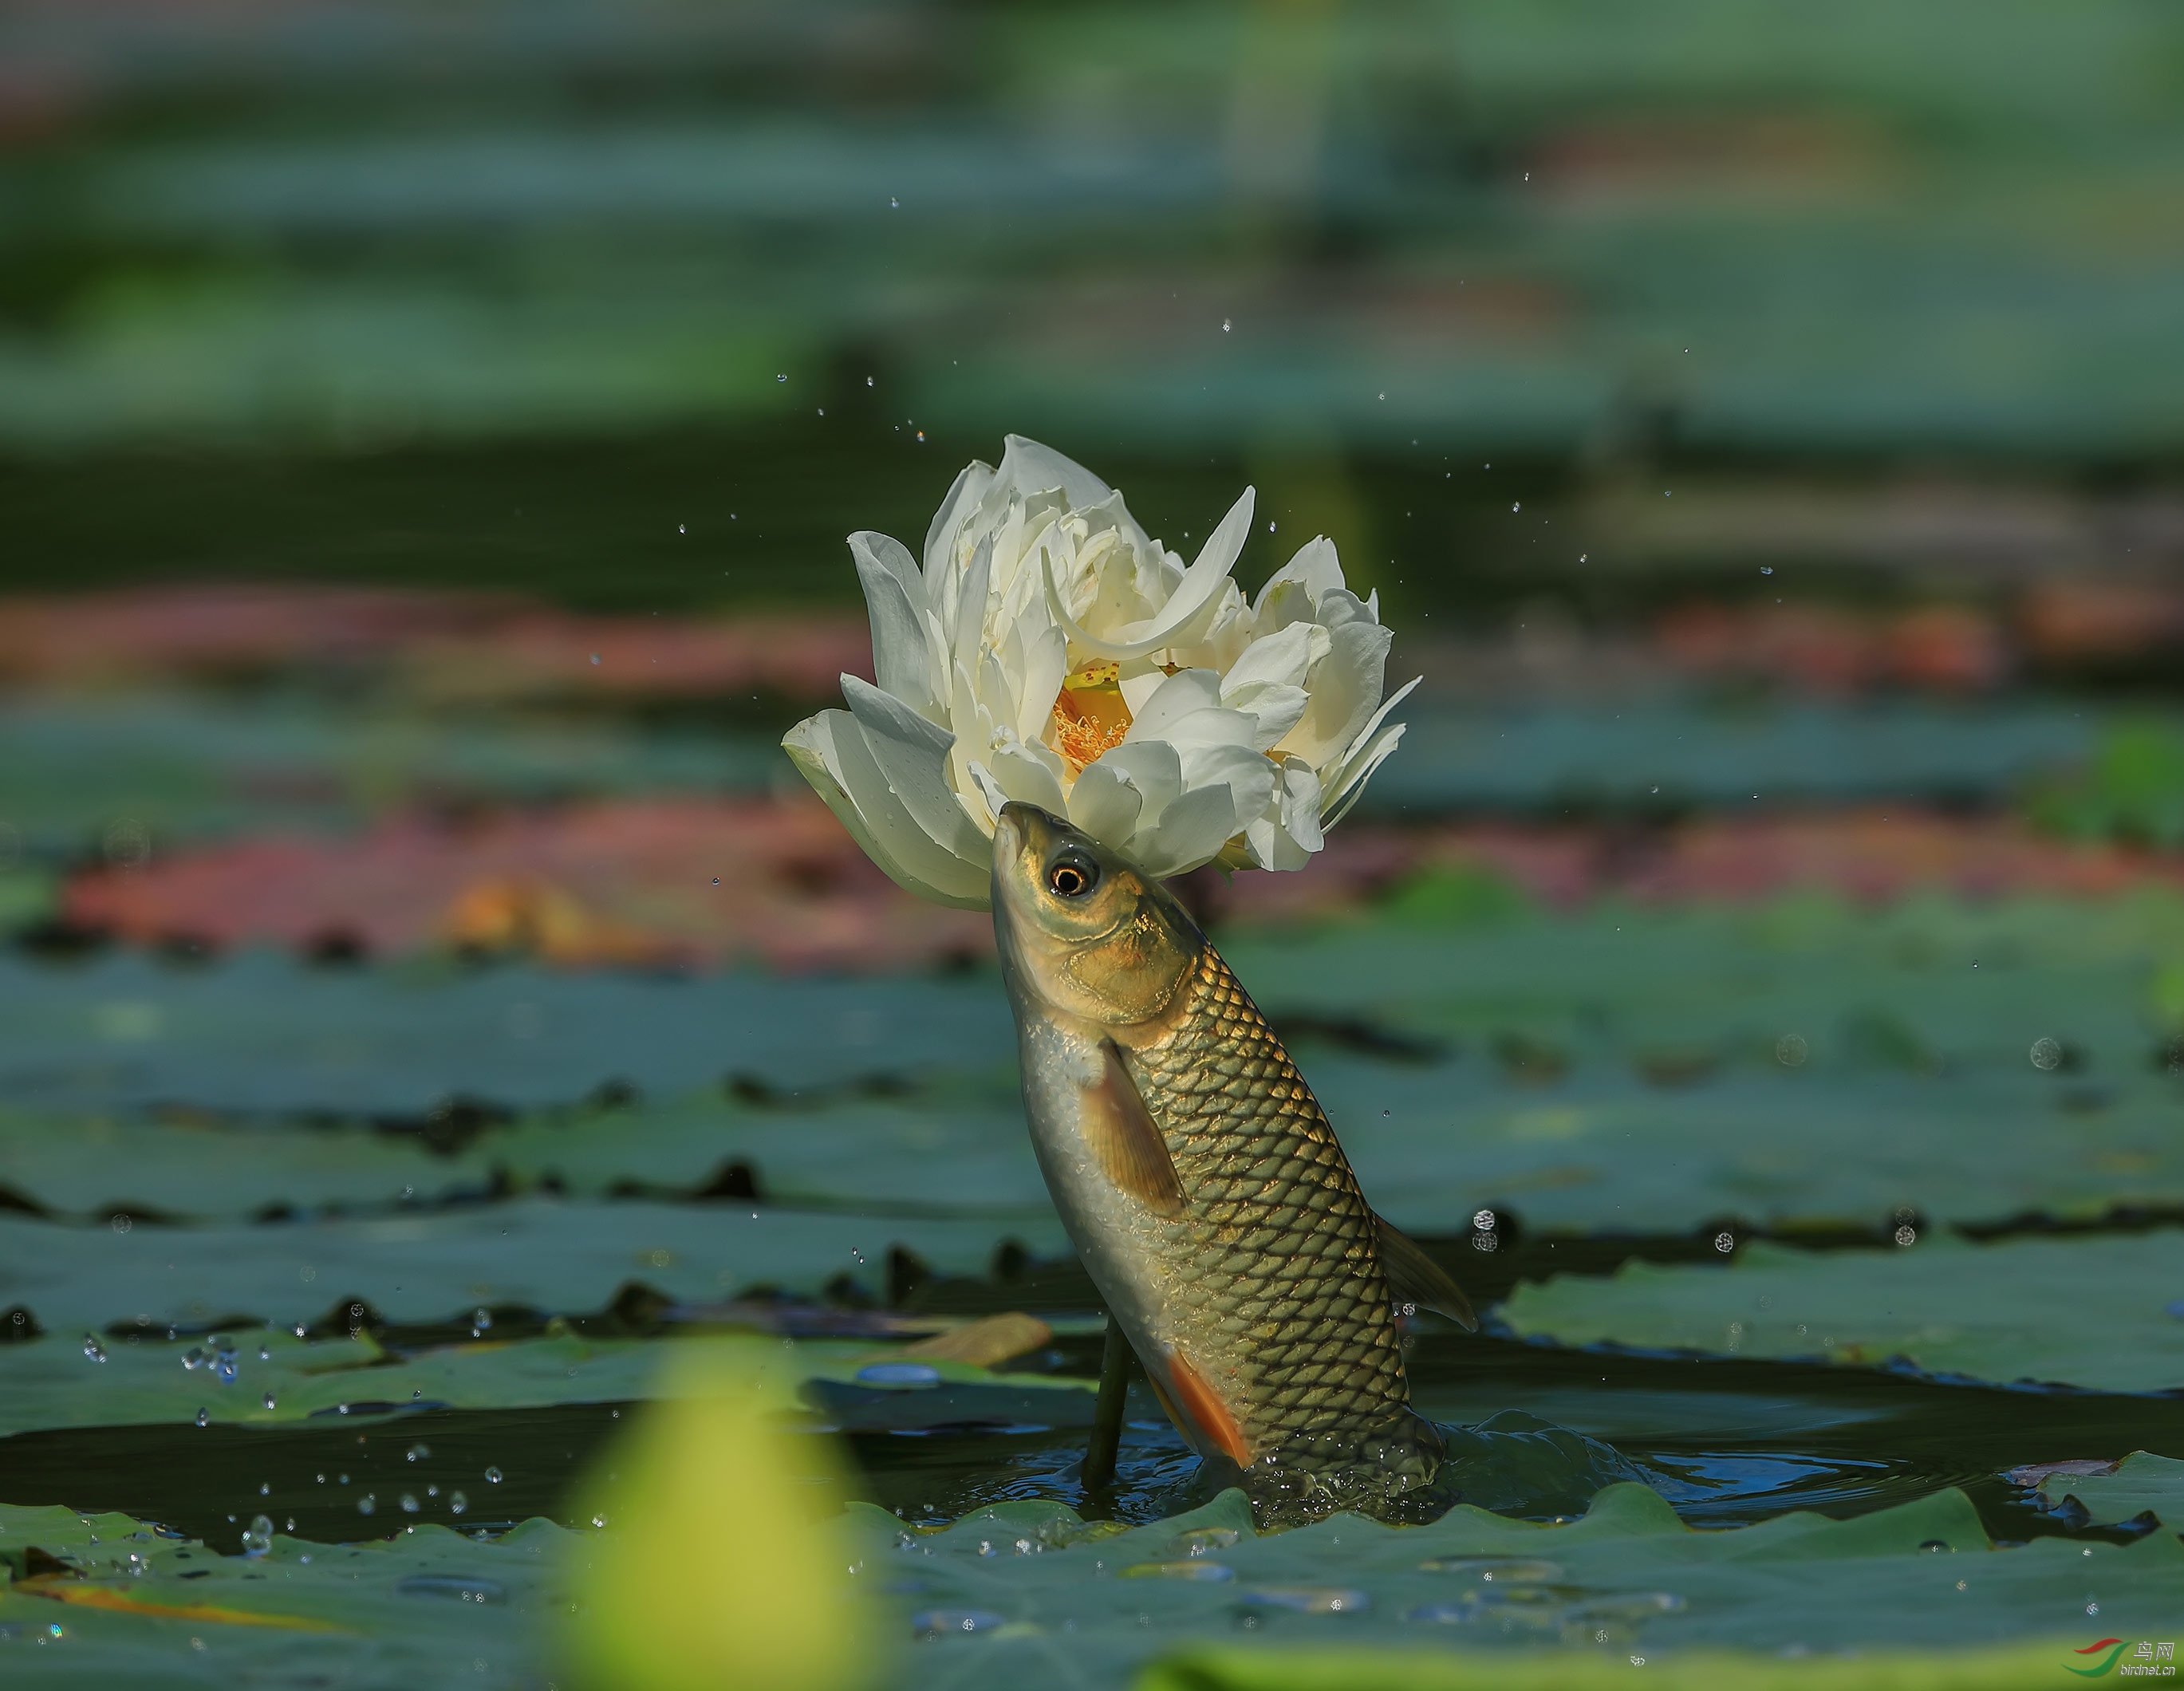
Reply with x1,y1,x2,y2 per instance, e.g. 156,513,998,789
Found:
0,1199,1065,1337
11,890,2184,1243
0,1322,1092,1440
1501,1233,2184,1393
844,1480,2184,1691
2032,1453,2184,1528
0,1500,575,1687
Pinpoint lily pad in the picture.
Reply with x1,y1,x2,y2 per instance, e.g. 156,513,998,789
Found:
845,1480,2184,1691
0,1500,575,1687
1501,1233,2184,1393
0,1322,1092,1441
0,1199,1065,1337
2032,1453,2184,1528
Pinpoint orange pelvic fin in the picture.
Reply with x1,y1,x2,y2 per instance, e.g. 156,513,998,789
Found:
1165,1352,1253,1468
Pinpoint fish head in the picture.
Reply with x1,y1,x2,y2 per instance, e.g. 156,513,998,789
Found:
991,802,1198,1029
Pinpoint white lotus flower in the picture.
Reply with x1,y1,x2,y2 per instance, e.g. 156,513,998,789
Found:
783,435,1416,910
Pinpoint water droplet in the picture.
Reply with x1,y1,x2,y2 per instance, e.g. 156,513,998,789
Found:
1713,1232,1736,1254
259,1481,270,1496
857,1362,942,1388
1221,318,1232,332
195,1409,208,1427
589,653,600,665
1239,1587,1370,1615
450,1491,468,1515
241,1516,274,1557
865,376,875,387
181,1346,207,1371
400,1494,420,1514
262,1392,277,1409
889,196,899,208
677,523,686,535
357,1495,376,1516
1775,1034,1808,1068
407,1443,431,1462
1895,1225,1918,1248
110,1213,132,1234
396,1575,506,1603
1471,1209,1495,1232
1760,565,1773,575
912,1609,1004,1638
2030,1036,2064,1070
485,1467,503,1484
776,372,787,383
1511,503,1520,513
590,1514,607,1529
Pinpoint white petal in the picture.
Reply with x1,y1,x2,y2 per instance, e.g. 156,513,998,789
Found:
1320,676,1421,826
924,459,995,583
1125,668,1225,743
986,737,1072,817
1172,738,1278,827
1133,780,1250,878
849,530,941,723
1225,681,1309,752
1013,619,1067,745
1220,621,1326,695
1066,758,1145,847
840,674,992,869
1045,487,1253,661
950,532,993,679
1252,534,1345,617
997,434,1115,509
1279,620,1393,772
782,711,987,909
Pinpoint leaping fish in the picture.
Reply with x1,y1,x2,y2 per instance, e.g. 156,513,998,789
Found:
991,802,1475,1520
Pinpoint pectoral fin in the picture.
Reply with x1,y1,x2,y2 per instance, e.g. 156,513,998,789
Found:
1377,1214,1478,1332
1084,1039,1185,1216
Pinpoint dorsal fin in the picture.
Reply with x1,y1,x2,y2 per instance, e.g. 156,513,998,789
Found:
1083,1039,1185,1216
1376,1214,1478,1332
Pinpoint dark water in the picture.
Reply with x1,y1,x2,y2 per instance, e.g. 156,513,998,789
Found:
0,1322,2174,1557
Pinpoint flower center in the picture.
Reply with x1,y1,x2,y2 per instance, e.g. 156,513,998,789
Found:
1048,658,1132,775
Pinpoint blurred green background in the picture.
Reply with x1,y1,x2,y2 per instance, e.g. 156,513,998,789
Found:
6,0,2181,621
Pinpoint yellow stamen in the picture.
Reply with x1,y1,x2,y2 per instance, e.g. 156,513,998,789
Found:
1049,660,1133,774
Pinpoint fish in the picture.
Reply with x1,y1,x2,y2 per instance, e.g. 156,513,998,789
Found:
991,802,1475,1519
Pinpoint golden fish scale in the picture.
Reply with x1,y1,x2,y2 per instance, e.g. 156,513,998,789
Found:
1130,946,1409,1445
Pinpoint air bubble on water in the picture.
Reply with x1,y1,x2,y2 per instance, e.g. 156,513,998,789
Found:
111,1213,131,1234
2030,1037,2063,1070
1471,1209,1495,1232
1894,1224,1918,1247
357,1495,376,1516
1713,1232,1736,1254
195,1409,208,1427
241,1516,274,1558
450,1492,468,1516
486,1467,503,1484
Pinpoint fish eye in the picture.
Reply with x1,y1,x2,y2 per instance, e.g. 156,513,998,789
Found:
1047,853,1098,899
